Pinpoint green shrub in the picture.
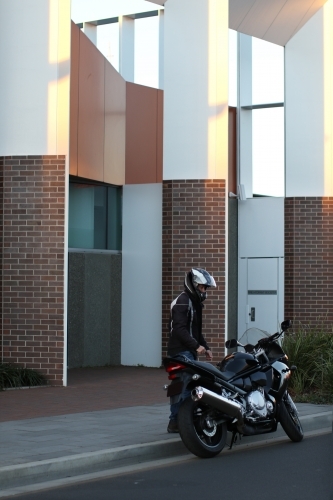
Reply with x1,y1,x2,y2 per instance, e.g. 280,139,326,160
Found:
282,323,333,404
0,363,47,390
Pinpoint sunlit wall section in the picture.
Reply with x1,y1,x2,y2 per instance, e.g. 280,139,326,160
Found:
163,0,228,180
285,2,333,197
0,0,71,155
229,29,238,107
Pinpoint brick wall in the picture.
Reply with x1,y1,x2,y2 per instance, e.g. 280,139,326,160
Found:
162,179,226,362
0,155,66,385
285,197,333,328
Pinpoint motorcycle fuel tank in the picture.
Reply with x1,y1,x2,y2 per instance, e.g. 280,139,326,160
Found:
220,352,259,375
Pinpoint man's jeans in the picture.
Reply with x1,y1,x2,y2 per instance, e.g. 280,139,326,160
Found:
169,350,196,422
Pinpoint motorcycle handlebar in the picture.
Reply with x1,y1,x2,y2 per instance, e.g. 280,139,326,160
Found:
257,331,281,347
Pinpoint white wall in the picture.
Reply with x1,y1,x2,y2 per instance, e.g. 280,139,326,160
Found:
285,0,333,197
163,0,229,180
121,184,162,367
0,0,71,156
238,198,284,258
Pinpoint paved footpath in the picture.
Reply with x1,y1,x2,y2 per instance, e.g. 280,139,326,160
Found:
0,366,332,493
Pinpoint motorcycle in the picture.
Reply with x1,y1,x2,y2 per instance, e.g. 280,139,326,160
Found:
163,320,303,458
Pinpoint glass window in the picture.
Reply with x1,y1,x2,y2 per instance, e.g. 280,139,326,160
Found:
94,186,107,249
69,181,122,250
97,23,119,71
252,37,284,105
252,107,285,197
107,187,122,250
134,16,159,88
69,184,95,248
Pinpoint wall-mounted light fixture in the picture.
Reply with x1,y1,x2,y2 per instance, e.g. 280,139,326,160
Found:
229,184,246,201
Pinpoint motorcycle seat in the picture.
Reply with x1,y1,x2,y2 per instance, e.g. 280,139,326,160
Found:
191,360,235,381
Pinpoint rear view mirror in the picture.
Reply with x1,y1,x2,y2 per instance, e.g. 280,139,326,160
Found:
226,339,238,349
281,320,292,331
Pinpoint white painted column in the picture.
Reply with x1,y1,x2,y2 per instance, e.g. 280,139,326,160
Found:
285,0,333,197
119,15,135,82
0,0,71,156
158,10,164,90
238,33,252,198
83,22,97,45
121,184,162,367
163,0,229,180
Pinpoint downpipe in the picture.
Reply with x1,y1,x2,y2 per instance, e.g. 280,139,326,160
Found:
192,386,244,432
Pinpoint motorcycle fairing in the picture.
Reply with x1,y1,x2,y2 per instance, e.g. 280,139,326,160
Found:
270,360,291,398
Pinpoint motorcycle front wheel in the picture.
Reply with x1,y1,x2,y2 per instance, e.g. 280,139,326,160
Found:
279,392,304,442
178,398,227,458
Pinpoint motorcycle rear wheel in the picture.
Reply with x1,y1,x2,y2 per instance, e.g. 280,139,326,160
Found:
279,392,304,442
178,398,227,458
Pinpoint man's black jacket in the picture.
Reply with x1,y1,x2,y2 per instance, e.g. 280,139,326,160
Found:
167,290,210,357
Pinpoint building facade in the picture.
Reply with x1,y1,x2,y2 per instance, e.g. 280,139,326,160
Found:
0,0,332,386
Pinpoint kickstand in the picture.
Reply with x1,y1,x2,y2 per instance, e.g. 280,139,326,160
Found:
229,431,240,450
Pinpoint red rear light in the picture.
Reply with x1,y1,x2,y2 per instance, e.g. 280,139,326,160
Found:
165,361,186,376
165,362,185,373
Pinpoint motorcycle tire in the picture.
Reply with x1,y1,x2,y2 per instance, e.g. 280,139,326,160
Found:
178,397,227,458
279,392,304,442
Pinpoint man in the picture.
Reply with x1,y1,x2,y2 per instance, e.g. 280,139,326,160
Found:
167,267,216,433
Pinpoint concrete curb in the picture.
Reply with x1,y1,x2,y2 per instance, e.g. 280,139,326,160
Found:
0,439,188,490
0,410,331,491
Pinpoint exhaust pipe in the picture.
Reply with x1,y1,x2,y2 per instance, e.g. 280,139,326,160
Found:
192,386,244,430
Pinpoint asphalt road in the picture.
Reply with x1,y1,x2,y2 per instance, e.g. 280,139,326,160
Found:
4,434,333,500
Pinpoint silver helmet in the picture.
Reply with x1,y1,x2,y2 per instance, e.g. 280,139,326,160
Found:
184,268,216,302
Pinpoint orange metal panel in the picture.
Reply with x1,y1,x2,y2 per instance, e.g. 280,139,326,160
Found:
156,89,163,183
104,61,126,186
69,22,79,176
77,31,105,182
125,82,158,185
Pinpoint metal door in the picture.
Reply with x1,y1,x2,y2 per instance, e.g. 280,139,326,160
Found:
247,257,279,333
238,257,283,337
